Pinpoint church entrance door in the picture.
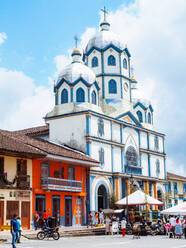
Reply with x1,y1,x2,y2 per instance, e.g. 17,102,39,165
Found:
98,185,107,211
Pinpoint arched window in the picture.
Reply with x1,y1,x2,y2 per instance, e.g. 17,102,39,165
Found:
108,79,117,94
156,159,160,177
98,118,104,137
92,56,98,67
148,112,151,124
76,87,85,102
123,58,127,69
91,90,97,105
108,55,116,66
61,88,68,104
99,148,105,167
137,110,143,123
154,135,159,151
126,146,138,167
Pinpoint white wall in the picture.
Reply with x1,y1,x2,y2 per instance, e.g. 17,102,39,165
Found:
87,50,102,75
141,153,149,176
49,114,87,153
141,131,147,149
91,141,112,172
113,147,122,172
104,49,120,74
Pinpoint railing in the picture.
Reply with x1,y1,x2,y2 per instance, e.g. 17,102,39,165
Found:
41,177,82,192
125,165,142,175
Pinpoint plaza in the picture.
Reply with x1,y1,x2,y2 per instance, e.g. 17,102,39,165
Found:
1,235,186,248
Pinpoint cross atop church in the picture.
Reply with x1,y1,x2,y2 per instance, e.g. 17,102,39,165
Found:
74,35,79,48
101,6,108,21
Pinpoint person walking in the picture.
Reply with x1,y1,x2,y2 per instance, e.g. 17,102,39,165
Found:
182,216,186,239
10,214,19,248
34,211,40,230
87,211,93,228
95,212,98,226
43,209,49,227
16,217,22,243
121,217,127,237
99,211,104,225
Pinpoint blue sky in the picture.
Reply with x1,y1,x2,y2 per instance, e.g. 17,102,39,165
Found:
0,0,129,86
0,0,186,176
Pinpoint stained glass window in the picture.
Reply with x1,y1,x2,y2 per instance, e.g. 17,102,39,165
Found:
91,90,97,105
61,89,68,104
108,55,116,66
92,56,98,67
76,87,85,102
108,79,117,94
156,159,160,177
123,58,127,69
137,110,143,123
126,146,138,167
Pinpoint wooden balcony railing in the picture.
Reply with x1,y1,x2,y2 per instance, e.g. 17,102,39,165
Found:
41,177,82,192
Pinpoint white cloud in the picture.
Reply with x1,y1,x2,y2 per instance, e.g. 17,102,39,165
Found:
167,158,186,177
0,32,7,45
0,68,53,130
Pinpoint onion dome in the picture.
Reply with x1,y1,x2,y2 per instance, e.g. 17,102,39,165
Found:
57,47,96,84
85,20,125,53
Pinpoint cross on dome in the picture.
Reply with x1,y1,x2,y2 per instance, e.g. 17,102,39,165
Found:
74,35,79,48
101,6,108,21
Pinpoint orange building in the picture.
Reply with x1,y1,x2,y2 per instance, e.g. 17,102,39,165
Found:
14,126,100,226
32,155,98,226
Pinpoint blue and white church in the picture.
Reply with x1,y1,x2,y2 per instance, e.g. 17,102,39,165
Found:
45,12,167,215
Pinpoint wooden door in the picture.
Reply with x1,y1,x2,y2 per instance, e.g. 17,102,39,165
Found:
0,201,4,226
65,197,72,226
21,201,30,229
75,198,81,226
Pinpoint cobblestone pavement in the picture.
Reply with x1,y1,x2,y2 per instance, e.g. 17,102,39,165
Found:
1,235,186,248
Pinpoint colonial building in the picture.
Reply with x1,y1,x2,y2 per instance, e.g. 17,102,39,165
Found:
45,12,167,214
0,129,45,229
166,172,186,207
0,127,99,228
14,126,99,226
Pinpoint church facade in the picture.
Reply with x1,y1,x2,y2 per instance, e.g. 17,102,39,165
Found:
45,15,166,215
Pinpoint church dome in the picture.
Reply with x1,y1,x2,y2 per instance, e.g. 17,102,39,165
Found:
85,21,125,53
57,49,96,84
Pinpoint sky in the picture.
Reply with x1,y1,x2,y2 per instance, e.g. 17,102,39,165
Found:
0,0,186,176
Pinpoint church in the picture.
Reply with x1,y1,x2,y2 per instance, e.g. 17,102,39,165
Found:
45,10,167,216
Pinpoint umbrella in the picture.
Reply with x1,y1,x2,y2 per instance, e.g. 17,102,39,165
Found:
116,190,163,206
102,209,115,214
161,202,186,215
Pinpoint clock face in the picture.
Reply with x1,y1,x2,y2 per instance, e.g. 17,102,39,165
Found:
124,82,128,92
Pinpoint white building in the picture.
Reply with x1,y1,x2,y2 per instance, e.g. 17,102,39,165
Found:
45,16,166,214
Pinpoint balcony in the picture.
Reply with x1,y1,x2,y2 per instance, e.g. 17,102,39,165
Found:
0,174,30,189
125,165,142,176
41,177,82,192
16,175,30,189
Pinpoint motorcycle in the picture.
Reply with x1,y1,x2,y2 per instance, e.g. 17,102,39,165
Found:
37,226,60,240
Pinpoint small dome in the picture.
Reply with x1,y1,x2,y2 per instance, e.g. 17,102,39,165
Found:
85,21,125,53
71,47,81,56
58,61,96,84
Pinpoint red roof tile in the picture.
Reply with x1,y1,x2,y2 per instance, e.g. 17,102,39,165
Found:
167,172,186,180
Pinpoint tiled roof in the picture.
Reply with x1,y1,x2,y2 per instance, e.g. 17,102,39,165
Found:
14,125,49,136
0,129,46,157
167,172,186,181
0,127,99,165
